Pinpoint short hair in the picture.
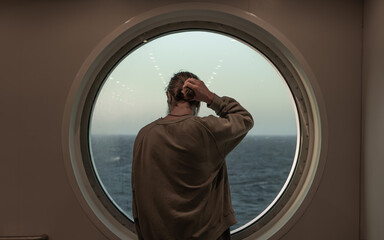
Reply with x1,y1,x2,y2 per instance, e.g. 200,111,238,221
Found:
166,71,200,110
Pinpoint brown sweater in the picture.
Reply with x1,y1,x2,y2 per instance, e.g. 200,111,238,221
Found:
132,95,254,240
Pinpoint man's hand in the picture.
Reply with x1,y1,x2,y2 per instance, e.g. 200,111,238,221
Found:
183,78,215,104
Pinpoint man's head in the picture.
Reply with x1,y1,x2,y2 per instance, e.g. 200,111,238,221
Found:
166,71,201,115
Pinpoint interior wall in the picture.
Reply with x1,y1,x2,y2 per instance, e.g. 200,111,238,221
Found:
362,0,384,239
0,1,362,239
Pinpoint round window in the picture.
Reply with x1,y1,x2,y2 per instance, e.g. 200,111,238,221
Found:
80,21,313,239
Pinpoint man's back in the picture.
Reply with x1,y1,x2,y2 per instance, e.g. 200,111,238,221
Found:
132,94,253,240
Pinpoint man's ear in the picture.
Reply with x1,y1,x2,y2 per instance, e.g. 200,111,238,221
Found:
166,91,172,104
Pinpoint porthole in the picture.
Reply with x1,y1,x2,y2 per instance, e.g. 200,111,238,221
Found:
86,29,299,234
63,8,321,240
81,21,310,239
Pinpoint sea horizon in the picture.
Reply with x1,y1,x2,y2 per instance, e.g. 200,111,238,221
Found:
89,134,297,231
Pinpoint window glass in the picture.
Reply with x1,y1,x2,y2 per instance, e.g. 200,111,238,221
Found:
89,31,298,231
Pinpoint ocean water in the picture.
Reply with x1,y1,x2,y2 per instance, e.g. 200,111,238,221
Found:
90,135,297,231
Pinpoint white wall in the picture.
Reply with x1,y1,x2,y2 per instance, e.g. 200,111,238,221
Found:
362,0,384,239
0,1,362,239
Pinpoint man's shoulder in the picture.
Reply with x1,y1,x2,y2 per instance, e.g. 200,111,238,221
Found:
193,114,219,126
189,115,221,134
137,119,159,136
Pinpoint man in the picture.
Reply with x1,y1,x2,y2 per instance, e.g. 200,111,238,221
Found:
132,72,253,239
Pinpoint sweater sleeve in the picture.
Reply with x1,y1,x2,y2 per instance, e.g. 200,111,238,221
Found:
201,94,254,157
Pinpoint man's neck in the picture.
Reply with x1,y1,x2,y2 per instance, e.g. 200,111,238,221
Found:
169,102,194,116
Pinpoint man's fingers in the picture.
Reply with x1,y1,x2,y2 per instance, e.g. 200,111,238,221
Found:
183,82,193,90
183,78,212,103
186,78,200,85
183,80,198,90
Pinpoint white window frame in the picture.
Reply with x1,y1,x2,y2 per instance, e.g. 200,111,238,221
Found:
62,4,326,240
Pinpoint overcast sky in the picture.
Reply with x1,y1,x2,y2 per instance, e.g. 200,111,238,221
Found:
90,31,298,136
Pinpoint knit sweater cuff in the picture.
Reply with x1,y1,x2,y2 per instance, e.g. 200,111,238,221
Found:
207,94,222,112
